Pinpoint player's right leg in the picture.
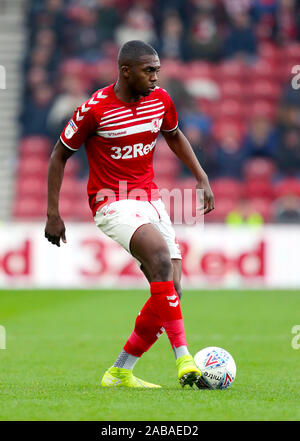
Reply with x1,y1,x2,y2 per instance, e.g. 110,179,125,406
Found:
127,223,202,388
139,258,201,387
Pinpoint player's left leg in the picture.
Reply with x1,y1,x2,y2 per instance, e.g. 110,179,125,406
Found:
134,258,183,360
141,258,181,296
170,259,205,387
171,258,182,299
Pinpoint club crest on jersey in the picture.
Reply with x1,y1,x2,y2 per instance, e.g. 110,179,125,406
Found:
65,119,78,139
151,118,160,133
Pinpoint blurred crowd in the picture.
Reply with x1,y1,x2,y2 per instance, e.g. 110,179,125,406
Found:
16,0,300,223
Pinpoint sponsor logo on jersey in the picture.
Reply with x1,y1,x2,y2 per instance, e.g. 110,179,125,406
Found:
105,130,127,137
64,119,78,139
110,141,156,159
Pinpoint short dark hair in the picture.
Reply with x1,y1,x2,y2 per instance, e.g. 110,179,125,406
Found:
118,40,158,67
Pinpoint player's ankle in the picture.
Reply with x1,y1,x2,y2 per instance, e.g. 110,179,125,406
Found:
173,345,190,359
113,349,140,370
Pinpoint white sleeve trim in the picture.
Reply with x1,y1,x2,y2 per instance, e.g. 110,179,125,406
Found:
160,122,178,133
60,136,78,151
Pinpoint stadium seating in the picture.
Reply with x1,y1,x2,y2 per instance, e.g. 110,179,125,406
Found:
243,158,276,181
58,196,78,220
258,42,281,63
13,196,47,219
247,80,281,103
205,197,239,223
251,59,278,82
219,80,245,101
19,136,51,158
73,196,93,221
64,157,81,178
246,197,273,223
153,156,180,180
16,175,47,199
182,61,216,81
274,178,300,198
15,4,300,223
210,178,245,201
244,180,274,201
218,60,249,82
18,156,49,178
217,99,245,119
212,118,245,142
284,43,300,64
247,100,277,120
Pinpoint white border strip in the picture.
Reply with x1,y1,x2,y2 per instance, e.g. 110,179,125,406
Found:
102,111,165,128
161,123,178,133
60,136,78,151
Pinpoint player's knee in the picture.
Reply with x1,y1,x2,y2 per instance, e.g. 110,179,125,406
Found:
151,249,173,281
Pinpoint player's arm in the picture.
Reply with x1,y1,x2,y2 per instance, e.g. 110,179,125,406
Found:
162,127,214,214
45,139,74,247
45,94,98,246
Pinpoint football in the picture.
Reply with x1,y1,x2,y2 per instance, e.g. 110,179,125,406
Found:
194,346,236,390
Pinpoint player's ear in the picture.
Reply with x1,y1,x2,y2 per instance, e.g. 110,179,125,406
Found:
121,65,130,79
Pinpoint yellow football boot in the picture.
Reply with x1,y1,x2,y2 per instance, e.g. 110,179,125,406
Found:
101,367,161,388
176,354,203,388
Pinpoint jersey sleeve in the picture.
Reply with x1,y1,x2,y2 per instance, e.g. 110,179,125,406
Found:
160,92,178,132
60,99,98,151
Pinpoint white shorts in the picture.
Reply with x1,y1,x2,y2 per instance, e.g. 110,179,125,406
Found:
94,199,182,260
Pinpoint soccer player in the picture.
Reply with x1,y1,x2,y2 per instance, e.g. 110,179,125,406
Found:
45,40,214,388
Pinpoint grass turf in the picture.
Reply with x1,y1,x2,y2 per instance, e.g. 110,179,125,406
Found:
0,289,300,421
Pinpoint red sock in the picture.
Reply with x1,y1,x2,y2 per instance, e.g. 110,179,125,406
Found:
150,280,187,348
124,281,187,358
123,297,165,357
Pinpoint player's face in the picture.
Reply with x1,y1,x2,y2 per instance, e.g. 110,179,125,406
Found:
128,55,160,97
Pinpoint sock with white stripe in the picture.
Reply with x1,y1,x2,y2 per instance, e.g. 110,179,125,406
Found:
113,350,139,370
173,345,190,359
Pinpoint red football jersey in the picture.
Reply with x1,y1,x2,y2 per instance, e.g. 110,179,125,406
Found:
60,83,178,215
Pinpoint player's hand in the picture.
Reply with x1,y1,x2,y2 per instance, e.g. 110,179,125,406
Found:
196,177,215,215
45,214,67,247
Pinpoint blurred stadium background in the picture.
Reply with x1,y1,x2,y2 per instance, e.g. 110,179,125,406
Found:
1,0,300,289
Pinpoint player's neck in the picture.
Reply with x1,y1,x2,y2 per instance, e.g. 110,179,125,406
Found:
114,80,142,104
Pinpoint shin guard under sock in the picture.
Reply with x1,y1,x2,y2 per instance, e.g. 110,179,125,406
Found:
150,280,187,348
123,281,187,358
123,296,165,357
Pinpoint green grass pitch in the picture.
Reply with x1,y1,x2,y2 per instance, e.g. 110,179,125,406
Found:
0,288,300,421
